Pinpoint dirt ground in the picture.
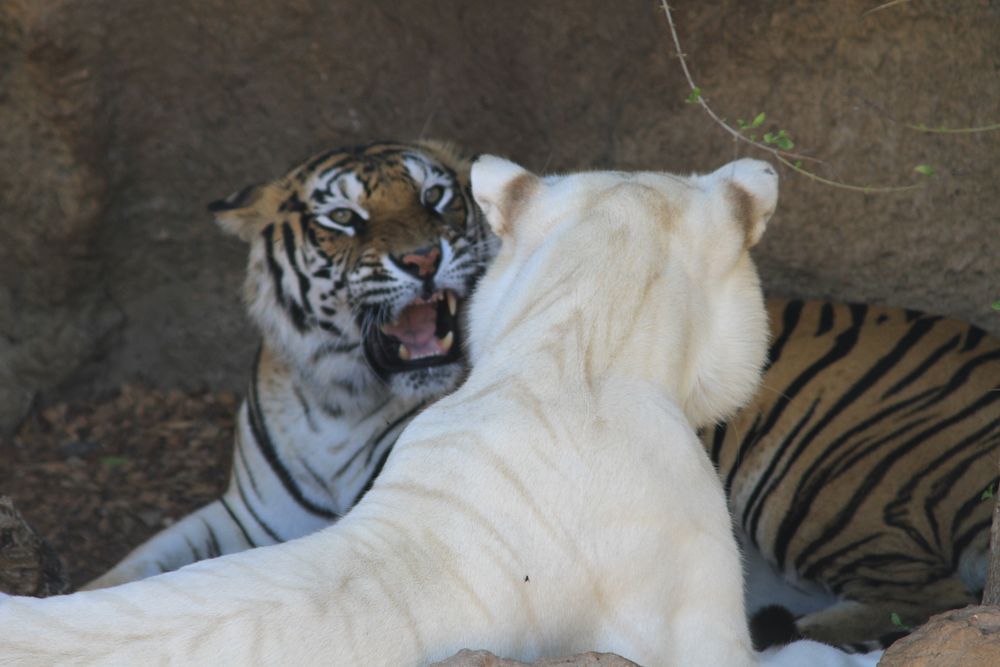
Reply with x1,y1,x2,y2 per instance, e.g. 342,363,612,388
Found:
0,386,236,588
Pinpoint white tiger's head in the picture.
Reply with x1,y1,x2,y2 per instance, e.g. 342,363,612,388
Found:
468,156,778,429
211,141,495,406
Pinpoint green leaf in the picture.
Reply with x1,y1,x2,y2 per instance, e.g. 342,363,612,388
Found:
763,133,775,144
890,612,907,628
914,164,935,176
776,136,795,150
793,160,803,169
992,300,1000,312
686,87,702,104
751,112,766,128
101,455,127,468
982,487,995,501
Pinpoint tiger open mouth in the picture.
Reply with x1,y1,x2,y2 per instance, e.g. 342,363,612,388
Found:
363,290,463,375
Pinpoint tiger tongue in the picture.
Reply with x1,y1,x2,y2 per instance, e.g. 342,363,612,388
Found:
381,302,439,353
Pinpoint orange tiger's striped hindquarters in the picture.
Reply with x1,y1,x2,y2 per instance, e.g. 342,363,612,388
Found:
710,297,1000,647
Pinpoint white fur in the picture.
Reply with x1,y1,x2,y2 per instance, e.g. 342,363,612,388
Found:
0,157,777,666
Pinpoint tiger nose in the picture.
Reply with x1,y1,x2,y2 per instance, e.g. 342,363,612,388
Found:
393,245,441,279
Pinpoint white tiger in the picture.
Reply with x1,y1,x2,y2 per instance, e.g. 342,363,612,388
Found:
0,156,779,665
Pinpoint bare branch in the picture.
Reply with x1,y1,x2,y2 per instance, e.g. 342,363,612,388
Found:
660,1,924,193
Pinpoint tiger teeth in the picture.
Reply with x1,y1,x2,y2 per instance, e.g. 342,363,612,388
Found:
439,331,454,353
398,344,411,361
446,291,457,316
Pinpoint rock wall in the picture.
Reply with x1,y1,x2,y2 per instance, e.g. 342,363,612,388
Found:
2,0,998,431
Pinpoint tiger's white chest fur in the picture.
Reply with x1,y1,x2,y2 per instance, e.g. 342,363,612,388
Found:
0,156,779,666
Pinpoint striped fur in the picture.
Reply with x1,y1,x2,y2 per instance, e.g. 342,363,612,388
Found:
0,157,780,666
710,298,1000,647
86,140,494,589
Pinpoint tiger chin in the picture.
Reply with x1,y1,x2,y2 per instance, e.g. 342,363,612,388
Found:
85,140,496,589
0,157,780,665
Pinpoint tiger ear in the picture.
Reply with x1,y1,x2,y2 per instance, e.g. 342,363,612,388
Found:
470,155,539,237
706,159,779,248
208,182,280,242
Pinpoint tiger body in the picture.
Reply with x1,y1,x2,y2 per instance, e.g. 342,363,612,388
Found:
0,157,782,666
712,298,1000,646
87,140,495,589
76,138,996,658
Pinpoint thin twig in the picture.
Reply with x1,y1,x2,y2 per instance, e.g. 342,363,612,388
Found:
660,1,922,193
858,93,1000,134
660,2,818,165
775,156,919,194
861,0,913,18
905,122,1000,134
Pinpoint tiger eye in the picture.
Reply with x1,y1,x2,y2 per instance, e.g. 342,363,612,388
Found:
423,185,444,207
329,208,354,225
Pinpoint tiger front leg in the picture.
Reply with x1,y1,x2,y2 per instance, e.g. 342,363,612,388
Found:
83,498,275,589
795,576,978,648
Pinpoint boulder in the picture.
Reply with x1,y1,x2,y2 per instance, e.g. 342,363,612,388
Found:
879,605,1000,667
431,649,638,667
0,496,70,597
1,0,998,428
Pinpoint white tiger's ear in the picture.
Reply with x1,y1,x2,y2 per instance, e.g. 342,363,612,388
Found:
208,182,281,243
707,159,779,248
470,155,539,237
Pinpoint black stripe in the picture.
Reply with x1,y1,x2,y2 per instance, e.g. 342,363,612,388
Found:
263,225,286,308
724,412,763,493
960,325,986,353
234,471,283,542
351,443,395,508
763,300,804,372
952,458,1000,542
919,431,1000,545
247,352,338,519
741,305,871,534
184,536,203,562
908,348,1000,415
828,411,936,484
318,320,345,336
299,454,331,492
356,287,397,299
798,533,881,587
815,302,835,337
881,334,961,400
220,497,257,548
709,422,728,467
201,518,223,559
768,309,939,566
234,425,261,498
289,302,308,332
365,402,427,466
833,550,940,579
360,272,403,284
282,222,313,315
293,385,318,433
795,390,1000,573
331,401,426,481
743,399,820,531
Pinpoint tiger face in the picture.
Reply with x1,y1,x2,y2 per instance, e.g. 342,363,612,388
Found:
211,141,495,405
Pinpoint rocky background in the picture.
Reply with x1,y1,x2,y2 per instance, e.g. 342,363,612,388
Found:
2,0,998,432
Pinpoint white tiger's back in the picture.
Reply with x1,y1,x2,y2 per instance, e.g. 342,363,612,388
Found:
0,156,778,666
